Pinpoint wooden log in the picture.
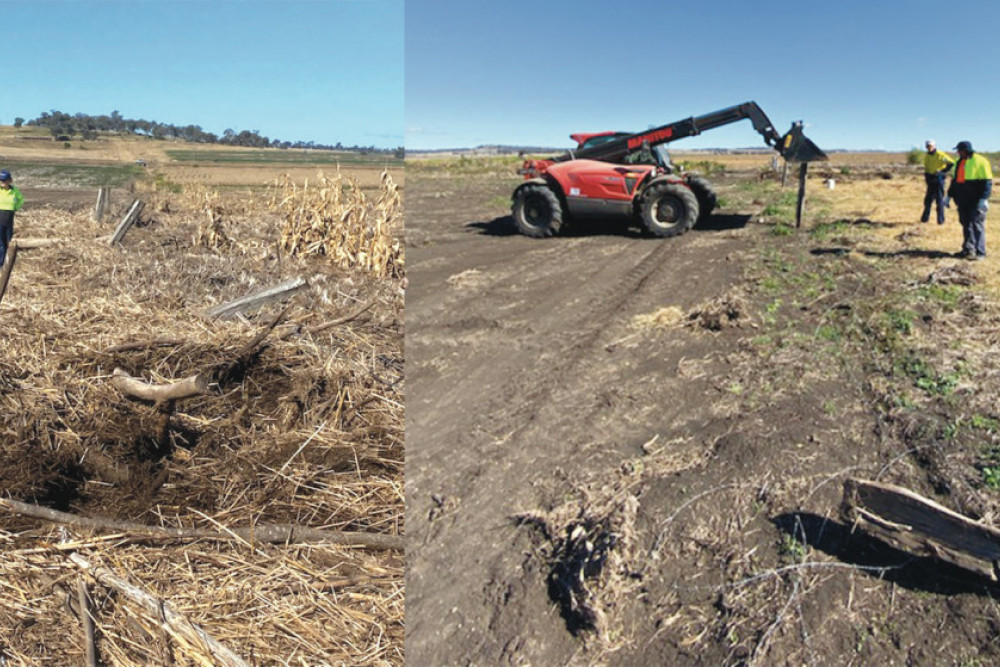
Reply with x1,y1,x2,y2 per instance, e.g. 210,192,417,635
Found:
842,478,1000,580
0,497,403,550
0,242,19,306
109,199,144,245
203,277,308,320
69,553,249,667
111,368,209,403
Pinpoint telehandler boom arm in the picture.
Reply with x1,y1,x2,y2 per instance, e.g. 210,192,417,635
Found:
555,101,826,164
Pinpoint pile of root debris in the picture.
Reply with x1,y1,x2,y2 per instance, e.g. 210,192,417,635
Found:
0,174,403,664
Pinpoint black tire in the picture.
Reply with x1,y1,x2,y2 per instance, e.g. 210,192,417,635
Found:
512,183,564,238
686,174,718,225
639,181,699,237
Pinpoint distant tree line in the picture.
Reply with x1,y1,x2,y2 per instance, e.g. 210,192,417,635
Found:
22,110,403,157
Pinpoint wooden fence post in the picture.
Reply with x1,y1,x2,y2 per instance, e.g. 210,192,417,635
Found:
92,187,110,223
795,162,808,229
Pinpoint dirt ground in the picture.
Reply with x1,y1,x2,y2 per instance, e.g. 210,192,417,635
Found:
406,160,1000,665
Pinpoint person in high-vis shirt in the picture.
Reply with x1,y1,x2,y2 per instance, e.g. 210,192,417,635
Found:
0,169,24,266
945,141,993,259
920,139,954,224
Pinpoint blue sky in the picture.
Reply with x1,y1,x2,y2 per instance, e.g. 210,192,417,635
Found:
3,0,403,148
406,1,1000,152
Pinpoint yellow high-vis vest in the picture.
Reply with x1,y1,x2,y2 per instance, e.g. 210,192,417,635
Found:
0,186,24,212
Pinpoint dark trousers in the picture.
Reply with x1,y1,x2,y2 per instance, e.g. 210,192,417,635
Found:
957,206,987,255
0,210,13,266
922,173,946,223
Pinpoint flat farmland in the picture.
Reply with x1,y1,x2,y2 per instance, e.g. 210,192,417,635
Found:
406,151,1000,665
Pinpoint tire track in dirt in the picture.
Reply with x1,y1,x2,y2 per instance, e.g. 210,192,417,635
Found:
408,232,745,665
410,238,675,501
406,172,754,665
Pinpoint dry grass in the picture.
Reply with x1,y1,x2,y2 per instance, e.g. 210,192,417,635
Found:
0,169,404,664
805,173,1000,293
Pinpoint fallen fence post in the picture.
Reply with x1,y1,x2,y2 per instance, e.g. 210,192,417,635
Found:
842,478,1000,580
109,199,144,245
204,277,308,320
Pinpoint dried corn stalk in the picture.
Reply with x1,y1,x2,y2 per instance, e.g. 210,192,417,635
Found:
272,168,403,278
194,191,231,250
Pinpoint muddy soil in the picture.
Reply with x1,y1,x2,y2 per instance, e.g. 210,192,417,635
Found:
405,169,1000,666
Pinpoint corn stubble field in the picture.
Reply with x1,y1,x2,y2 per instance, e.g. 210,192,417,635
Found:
0,131,403,664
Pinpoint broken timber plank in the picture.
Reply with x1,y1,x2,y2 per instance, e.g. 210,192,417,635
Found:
204,277,308,320
842,478,1000,580
109,199,144,245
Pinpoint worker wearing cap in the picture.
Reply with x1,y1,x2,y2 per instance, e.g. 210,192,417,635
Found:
0,169,24,265
920,140,954,224
945,141,993,259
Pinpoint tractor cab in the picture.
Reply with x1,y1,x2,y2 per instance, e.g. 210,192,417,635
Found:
623,142,674,173
574,132,676,173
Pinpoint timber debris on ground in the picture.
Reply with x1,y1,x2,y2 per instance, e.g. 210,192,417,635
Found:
843,478,1000,581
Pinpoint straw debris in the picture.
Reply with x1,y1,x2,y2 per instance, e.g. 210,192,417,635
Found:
0,172,403,664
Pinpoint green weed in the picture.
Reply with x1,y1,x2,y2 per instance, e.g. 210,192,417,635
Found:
916,283,961,309
971,414,1000,433
808,219,850,240
817,324,841,342
883,309,918,335
900,355,958,396
778,534,806,561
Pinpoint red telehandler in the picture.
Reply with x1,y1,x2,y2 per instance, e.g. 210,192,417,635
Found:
511,101,827,238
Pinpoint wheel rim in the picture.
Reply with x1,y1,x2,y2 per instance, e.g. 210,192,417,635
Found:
524,195,551,227
653,196,682,227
